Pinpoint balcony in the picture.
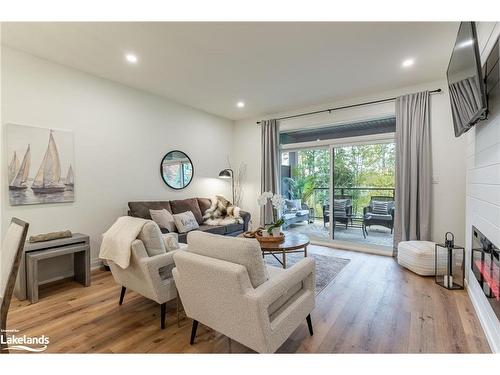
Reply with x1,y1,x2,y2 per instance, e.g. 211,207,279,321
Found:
285,186,395,248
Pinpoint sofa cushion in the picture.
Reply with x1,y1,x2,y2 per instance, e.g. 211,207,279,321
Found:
187,231,269,288
224,222,244,234
295,209,309,217
173,211,200,233
283,213,296,220
149,209,176,232
170,198,204,224
197,197,212,215
161,233,180,251
198,224,226,235
128,201,172,219
137,221,167,257
365,213,392,221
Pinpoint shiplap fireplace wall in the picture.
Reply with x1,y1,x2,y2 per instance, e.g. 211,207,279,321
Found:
465,22,500,353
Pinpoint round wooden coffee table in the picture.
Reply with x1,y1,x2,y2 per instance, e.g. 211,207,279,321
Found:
258,232,310,269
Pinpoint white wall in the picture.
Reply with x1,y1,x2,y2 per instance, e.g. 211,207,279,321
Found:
1,47,233,281
232,80,467,245
465,22,500,353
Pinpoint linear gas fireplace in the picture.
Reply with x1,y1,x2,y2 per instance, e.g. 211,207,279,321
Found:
471,226,500,320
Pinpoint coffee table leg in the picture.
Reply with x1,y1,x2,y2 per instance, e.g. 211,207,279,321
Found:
282,250,287,269
304,245,308,257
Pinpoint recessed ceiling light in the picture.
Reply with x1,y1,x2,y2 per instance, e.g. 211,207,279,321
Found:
236,101,245,108
402,58,415,68
125,53,138,64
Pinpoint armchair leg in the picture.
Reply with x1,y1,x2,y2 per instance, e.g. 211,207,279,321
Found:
119,286,126,305
190,320,199,345
160,303,166,329
306,314,313,336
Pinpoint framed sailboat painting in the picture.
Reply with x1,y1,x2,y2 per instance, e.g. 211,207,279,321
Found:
6,124,75,206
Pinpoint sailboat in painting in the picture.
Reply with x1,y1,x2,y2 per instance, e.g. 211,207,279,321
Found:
8,151,19,183
65,164,74,188
9,145,31,190
31,130,66,194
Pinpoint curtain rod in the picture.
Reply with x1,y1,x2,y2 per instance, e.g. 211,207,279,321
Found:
256,88,442,125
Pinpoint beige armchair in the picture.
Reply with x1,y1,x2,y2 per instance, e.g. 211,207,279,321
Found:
108,222,186,329
172,231,315,353
1,218,29,354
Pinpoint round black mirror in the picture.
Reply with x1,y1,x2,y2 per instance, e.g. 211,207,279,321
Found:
160,150,194,190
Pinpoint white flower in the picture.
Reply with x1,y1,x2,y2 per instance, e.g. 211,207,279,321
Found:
257,191,274,206
271,194,285,209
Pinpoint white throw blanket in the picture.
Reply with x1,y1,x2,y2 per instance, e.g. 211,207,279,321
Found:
203,195,243,225
99,216,149,269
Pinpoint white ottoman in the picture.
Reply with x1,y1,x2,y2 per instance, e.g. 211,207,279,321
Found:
397,241,437,276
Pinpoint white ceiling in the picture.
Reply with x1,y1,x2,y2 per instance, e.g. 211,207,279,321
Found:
1,22,459,120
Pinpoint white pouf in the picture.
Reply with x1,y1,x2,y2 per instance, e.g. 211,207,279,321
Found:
397,241,437,276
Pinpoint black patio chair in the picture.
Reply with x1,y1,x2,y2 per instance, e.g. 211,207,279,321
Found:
323,195,352,229
362,196,395,237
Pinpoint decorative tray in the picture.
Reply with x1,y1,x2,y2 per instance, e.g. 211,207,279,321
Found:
244,228,285,243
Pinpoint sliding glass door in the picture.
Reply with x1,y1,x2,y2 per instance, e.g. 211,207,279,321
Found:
280,148,331,242
280,141,395,251
279,116,396,253
331,143,395,249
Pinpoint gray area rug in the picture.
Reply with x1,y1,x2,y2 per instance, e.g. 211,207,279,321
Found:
265,251,350,295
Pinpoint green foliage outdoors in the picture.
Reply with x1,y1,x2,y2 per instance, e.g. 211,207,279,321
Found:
281,144,395,217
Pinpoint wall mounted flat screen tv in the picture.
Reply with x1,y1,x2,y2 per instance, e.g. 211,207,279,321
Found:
447,21,488,137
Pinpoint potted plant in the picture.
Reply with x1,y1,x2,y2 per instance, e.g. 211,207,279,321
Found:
257,192,285,237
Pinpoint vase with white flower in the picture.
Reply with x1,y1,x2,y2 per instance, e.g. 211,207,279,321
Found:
257,191,285,237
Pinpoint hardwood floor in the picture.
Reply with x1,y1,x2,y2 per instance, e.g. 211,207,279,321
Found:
7,246,490,353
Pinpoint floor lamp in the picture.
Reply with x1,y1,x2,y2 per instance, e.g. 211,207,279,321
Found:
218,168,235,204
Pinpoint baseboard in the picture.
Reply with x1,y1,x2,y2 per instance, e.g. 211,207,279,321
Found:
466,277,500,353
311,239,393,257
91,258,103,270
38,259,105,286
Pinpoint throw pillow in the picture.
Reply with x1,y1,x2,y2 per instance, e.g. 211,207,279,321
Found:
173,211,200,233
292,199,302,211
149,209,177,232
161,233,180,251
138,221,167,257
334,199,347,212
170,198,204,224
372,200,389,215
285,199,296,212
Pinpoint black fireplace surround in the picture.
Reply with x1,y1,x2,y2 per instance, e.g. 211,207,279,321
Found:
471,226,500,320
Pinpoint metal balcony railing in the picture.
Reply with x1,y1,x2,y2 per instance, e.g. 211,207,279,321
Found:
309,187,395,218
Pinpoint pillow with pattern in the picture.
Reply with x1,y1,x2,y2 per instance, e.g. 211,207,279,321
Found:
173,211,200,233
372,201,389,215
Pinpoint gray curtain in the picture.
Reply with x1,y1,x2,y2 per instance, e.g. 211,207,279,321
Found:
393,91,432,256
260,119,280,226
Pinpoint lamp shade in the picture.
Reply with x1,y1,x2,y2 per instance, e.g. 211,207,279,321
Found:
218,169,232,179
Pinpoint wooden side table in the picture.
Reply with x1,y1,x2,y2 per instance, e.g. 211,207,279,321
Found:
14,233,90,303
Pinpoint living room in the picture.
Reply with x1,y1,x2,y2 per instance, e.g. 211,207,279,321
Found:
1,1,500,372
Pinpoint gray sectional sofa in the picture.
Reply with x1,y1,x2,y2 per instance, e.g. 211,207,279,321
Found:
128,198,251,243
